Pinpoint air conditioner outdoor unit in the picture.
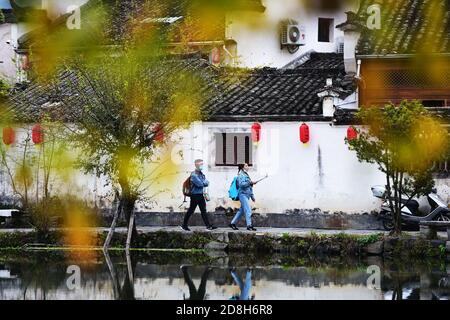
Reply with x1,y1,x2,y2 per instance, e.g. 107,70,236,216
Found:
281,24,306,46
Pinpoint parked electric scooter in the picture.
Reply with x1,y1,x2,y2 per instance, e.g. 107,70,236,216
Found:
371,185,450,231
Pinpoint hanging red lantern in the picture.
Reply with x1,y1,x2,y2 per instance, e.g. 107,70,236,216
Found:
300,123,310,144
32,124,44,145
153,124,164,143
22,54,30,71
211,47,221,65
347,126,358,141
251,123,262,144
2,127,15,146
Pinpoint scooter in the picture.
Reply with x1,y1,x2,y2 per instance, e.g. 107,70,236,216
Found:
371,185,450,231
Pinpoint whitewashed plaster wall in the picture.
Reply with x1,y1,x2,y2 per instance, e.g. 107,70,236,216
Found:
163,121,386,214
225,0,358,68
42,0,88,19
3,121,450,214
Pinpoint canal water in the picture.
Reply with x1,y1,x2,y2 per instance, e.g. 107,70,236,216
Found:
0,250,448,300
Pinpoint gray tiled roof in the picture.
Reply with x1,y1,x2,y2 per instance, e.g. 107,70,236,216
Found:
18,0,265,49
5,53,352,122
5,56,220,123
206,53,353,121
0,9,17,23
0,4,48,24
355,0,450,56
207,68,346,121
294,52,345,70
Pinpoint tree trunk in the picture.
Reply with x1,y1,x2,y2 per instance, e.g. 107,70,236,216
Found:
394,172,402,235
118,172,138,248
22,140,29,208
123,196,137,247
389,170,402,236
103,198,122,250
103,249,119,299
385,169,397,236
122,249,136,300
397,172,404,234
126,209,135,250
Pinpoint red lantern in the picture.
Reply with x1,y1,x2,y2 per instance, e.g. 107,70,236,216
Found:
251,123,262,144
300,123,310,144
22,54,30,71
2,127,15,146
32,124,44,145
347,126,358,141
153,124,164,143
211,47,221,65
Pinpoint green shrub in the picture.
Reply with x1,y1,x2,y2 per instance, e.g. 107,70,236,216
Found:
357,233,383,246
0,77,10,102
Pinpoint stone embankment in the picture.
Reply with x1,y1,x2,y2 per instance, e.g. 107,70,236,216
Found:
0,227,448,259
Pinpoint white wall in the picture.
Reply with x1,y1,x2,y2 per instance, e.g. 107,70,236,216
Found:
42,0,88,19
225,0,355,68
0,0,89,81
0,22,35,82
0,126,104,206
343,30,360,73
147,121,386,214
0,24,16,82
4,122,450,215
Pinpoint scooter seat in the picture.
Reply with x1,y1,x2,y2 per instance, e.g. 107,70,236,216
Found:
401,198,420,215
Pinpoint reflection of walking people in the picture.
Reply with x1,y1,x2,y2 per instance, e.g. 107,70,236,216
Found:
230,164,258,231
181,266,212,300
182,159,217,231
230,269,254,300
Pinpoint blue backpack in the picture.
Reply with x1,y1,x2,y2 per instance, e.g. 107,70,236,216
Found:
228,176,239,201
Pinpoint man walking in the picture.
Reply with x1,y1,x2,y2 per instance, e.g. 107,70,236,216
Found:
181,266,213,300
182,159,217,231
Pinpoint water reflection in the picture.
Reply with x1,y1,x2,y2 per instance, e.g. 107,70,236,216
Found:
181,266,212,300
229,268,254,300
0,251,448,300
383,271,450,300
103,250,136,300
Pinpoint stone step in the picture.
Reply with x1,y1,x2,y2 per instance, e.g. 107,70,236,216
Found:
134,212,384,230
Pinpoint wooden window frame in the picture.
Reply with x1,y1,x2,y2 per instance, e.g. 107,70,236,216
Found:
214,132,253,167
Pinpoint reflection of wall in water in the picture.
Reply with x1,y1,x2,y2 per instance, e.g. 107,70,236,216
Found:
0,264,384,300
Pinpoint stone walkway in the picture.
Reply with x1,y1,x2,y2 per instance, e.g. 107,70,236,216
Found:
0,226,429,237
135,226,389,236
1,226,448,239
0,226,386,235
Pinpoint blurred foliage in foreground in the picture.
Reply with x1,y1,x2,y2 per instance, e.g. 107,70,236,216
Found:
1,0,225,250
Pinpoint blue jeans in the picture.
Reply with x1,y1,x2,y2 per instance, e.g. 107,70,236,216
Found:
231,194,252,226
230,270,252,300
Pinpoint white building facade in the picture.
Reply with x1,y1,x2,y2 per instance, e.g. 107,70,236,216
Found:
147,121,385,214
3,0,450,218
224,0,356,68
0,0,89,82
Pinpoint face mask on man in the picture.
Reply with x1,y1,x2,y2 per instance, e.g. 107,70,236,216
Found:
198,165,204,171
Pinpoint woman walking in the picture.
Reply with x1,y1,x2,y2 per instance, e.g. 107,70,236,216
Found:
229,163,258,231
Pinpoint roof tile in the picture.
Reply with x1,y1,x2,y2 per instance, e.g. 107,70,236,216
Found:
356,0,450,55
6,52,352,122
